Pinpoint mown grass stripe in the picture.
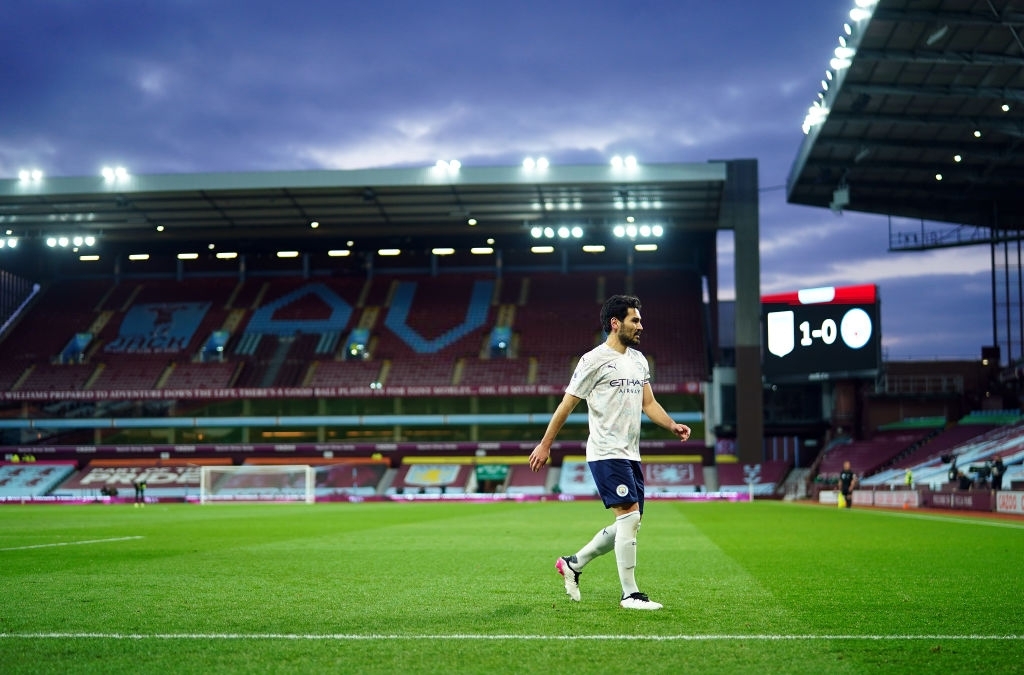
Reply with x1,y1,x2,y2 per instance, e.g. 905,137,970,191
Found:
2,632,1021,641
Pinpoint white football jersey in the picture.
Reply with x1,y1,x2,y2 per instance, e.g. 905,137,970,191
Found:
565,343,650,462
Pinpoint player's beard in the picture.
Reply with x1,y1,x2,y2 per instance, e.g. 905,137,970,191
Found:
617,329,640,348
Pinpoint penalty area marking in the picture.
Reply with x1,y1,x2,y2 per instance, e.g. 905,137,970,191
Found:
0,536,144,552
0,632,1021,642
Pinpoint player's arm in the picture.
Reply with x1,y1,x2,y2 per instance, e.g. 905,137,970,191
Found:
642,383,691,442
529,393,581,471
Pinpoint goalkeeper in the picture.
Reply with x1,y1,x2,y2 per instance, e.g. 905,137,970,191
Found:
529,295,690,610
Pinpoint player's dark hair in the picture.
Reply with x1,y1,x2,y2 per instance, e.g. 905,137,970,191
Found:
600,295,641,333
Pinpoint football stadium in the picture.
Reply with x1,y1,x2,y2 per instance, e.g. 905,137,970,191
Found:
3,1,1024,672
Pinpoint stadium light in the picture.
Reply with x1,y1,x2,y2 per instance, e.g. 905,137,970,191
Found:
18,169,44,182
530,226,543,239
102,166,130,182
433,159,461,175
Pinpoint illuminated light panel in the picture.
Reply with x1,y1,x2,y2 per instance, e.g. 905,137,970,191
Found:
216,252,238,259
128,254,150,261
277,250,300,258
470,247,493,255
177,253,199,260
377,249,400,256
634,244,658,252
431,247,455,256
582,245,606,253
79,255,100,261
531,246,554,254
327,249,351,257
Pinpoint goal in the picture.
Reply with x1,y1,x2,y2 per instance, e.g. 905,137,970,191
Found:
199,464,316,504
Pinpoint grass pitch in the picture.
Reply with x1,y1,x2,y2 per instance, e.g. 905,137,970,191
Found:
1,499,1022,674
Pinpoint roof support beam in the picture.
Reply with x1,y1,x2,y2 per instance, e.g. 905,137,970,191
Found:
824,111,1024,138
842,82,1024,104
852,48,1024,67
870,7,1024,28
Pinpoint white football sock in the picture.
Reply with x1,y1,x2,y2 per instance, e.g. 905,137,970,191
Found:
614,511,642,596
574,525,616,568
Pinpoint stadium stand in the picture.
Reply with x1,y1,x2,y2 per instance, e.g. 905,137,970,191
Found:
0,461,78,498
817,430,931,479
716,460,792,496
386,461,472,495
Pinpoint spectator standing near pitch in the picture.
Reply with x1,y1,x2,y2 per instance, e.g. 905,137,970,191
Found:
838,461,858,508
528,294,691,611
991,456,1006,491
134,478,147,507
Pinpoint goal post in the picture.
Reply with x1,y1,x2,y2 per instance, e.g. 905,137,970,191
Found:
199,464,316,504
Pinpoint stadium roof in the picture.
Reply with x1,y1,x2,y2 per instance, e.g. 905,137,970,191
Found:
786,0,1024,231
0,162,731,256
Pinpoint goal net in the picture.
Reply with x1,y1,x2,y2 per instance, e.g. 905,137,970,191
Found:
199,464,315,504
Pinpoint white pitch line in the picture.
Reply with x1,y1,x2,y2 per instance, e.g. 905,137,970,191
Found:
0,536,143,552
0,633,1021,641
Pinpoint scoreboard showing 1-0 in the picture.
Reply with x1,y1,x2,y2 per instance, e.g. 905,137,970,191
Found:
761,284,881,383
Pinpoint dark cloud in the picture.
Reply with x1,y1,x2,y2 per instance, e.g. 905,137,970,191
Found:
0,0,994,359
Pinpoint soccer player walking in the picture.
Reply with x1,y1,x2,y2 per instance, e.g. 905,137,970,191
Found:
529,294,691,610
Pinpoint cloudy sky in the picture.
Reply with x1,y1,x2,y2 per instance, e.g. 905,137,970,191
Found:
0,0,993,360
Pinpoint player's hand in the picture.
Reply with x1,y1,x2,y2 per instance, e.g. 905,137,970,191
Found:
673,423,691,442
529,445,550,472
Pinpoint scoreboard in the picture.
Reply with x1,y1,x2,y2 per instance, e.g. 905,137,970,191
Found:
761,284,881,383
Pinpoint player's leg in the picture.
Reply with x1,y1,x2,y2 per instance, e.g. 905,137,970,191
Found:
555,523,615,601
611,461,660,610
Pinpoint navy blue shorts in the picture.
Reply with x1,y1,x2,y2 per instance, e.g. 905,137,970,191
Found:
588,458,644,514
